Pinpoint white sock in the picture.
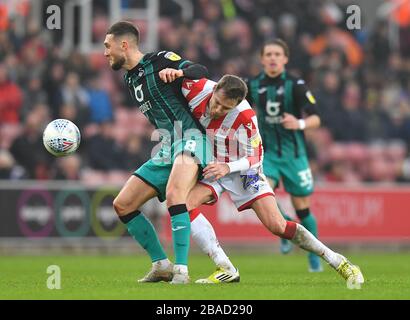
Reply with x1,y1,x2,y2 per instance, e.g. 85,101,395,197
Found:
174,264,188,274
191,213,236,273
153,258,171,270
291,224,344,269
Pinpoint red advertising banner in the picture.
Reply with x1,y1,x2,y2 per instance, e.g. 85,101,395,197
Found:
163,186,410,243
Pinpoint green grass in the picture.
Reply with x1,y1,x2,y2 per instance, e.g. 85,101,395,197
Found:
1,253,409,300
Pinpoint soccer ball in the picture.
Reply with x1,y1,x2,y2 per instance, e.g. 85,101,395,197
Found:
43,119,81,157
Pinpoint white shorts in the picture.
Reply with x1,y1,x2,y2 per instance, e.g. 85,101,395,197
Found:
199,170,275,211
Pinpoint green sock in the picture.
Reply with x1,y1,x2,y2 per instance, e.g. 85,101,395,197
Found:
297,210,319,260
300,213,318,238
126,213,167,262
171,212,191,266
277,203,294,222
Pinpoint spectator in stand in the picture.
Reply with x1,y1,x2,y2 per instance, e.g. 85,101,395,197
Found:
86,121,126,171
0,64,22,125
314,71,343,137
60,71,90,129
65,51,92,81
43,61,65,119
55,154,82,180
0,149,24,179
21,75,47,120
19,29,46,86
336,82,366,142
363,88,393,141
369,20,392,70
307,25,364,68
123,134,156,172
392,0,410,58
86,75,114,124
388,105,410,147
9,107,53,179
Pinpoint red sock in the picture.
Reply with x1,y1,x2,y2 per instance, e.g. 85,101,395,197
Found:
282,221,297,240
189,208,201,222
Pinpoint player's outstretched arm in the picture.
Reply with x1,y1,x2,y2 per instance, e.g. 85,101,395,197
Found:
159,68,184,83
159,64,208,83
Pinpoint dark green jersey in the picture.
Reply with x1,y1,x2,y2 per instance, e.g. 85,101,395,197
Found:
124,51,205,142
247,71,318,159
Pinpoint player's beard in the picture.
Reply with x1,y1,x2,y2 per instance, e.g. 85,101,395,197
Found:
111,56,126,70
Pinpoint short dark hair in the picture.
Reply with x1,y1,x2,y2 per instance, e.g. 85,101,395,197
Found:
261,38,290,57
215,75,248,103
107,21,140,44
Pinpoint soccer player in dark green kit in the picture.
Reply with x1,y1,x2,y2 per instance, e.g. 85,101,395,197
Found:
247,39,323,272
104,21,211,283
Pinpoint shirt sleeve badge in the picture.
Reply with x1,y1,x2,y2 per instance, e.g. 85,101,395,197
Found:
165,52,181,61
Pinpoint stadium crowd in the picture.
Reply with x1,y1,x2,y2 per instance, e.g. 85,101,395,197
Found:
0,0,410,184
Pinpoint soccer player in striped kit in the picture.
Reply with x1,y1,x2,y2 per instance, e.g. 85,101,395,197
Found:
179,75,364,288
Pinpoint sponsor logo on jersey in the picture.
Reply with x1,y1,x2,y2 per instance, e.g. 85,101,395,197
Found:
306,91,316,104
139,100,152,114
265,115,283,124
250,135,261,148
165,52,181,61
257,87,267,94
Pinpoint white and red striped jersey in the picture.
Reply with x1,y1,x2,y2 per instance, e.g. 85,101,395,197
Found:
182,78,263,172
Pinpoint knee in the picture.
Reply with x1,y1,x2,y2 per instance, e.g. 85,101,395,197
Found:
113,196,130,216
270,222,286,237
292,196,310,212
166,186,185,206
265,216,287,237
296,208,311,220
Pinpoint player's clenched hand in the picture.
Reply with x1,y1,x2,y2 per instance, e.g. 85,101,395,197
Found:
159,68,184,83
203,163,230,181
280,112,299,130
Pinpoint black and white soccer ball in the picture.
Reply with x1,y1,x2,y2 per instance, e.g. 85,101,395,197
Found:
43,119,81,157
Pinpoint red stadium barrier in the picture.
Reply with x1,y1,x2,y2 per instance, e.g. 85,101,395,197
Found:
162,186,410,243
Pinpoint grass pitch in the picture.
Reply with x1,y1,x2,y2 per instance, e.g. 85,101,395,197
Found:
1,252,409,300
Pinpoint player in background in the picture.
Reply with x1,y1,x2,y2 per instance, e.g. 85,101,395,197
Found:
177,75,364,288
247,39,323,272
104,21,212,284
